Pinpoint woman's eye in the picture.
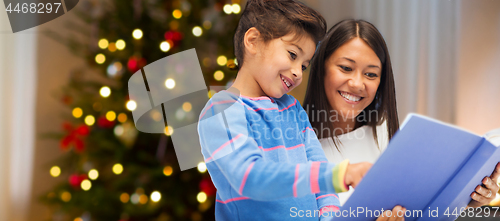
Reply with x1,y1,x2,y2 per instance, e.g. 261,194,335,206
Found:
339,65,352,72
302,65,307,71
288,51,297,60
366,73,378,78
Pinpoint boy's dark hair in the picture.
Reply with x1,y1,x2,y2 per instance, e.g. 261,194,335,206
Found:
303,19,400,150
234,0,327,69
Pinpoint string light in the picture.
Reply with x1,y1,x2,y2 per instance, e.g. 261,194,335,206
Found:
139,194,148,204
160,41,171,52
120,193,130,203
163,166,173,176
126,100,137,111
182,102,192,112
208,90,216,98
117,113,128,123
164,126,174,136
217,55,227,66
151,191,161,202
130,193,140,204
214,70,224,81
116,39,126,50
132,29,143,39
113,163,124,175
197,192,207,203
223,4,232,14
100,86,111,97
197,162,207,173
108,42,117,52
203,20,212,29
106,111,116,121
81,179,92,191
114,125,124,136
50,166,61,177
165,78,176,89
172,9,182,19
85,115,95,126
88,169,99,180
95,54,106,64
74,218,82,221
61,191,71,202
72,107,83,118
98,39,109,49
232,4,241,14
192,26,202,37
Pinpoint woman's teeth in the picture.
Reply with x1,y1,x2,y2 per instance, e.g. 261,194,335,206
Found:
281,77,291,88
339,91,362,102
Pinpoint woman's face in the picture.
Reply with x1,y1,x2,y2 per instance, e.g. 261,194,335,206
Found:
324,37,382,121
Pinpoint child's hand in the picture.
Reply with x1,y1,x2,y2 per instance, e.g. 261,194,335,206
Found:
375,205,406,221
468,162,500,208
344,162,372,188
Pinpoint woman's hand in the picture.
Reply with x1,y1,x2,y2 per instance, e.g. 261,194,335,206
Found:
344,162,372,188
375,205,406,221
468,162,500,208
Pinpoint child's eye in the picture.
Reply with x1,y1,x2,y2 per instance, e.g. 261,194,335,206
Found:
302,65,307,71
365,73,378,78
288,51,297,60
339,65,352,72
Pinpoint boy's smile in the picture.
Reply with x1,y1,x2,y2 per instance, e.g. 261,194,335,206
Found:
232,29,316,99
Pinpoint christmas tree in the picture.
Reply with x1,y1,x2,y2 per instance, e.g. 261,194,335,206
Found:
41,0,243,220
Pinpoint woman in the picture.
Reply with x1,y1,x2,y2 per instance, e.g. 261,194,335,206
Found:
303,19,499,208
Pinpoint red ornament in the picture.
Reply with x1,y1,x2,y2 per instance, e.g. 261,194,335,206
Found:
164,30,183,48
97,116,115,128
69,174,88,188
127,56,147,73
60,122,90,153
199,177,216,197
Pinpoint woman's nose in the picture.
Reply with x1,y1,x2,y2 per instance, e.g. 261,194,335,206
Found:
348,73,365,91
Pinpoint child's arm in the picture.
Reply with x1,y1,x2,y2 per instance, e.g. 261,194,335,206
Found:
198,96,344,201
296,99,371,218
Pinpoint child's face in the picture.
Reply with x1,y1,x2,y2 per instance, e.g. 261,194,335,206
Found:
252,33,316,98
324,37,381,120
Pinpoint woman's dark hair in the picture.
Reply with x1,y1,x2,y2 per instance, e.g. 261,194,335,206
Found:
303,19,399,149
234,0,327,69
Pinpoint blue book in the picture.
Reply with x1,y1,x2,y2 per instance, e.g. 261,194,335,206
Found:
334,114,500,221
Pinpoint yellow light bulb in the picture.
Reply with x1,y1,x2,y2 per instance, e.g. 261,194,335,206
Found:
81,179,91,191
98,39,109,49
72,107,83,118
192,26,202,37
113,163,124,175
217,56,227,66
120,193,130,203
197,192,207,203
151,191,161,202
197,162,207,173
84,115,95,126
95,54,106,64
50,166,61,177
173,9,182,19
126,100,137,111
88,169,99,180
132,29,143,39
160,41,171,52
214,70,224,81
106,111,116,121
223,4,232,14
163,166,173,176
100,86,111,97
116,39,126,50
117,113,127,123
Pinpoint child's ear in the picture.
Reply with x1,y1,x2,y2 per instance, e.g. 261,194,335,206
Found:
244,27,261,55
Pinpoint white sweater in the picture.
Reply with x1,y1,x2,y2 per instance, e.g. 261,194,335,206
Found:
319,122,389,205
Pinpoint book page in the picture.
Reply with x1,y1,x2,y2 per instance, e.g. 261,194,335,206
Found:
484,128,500,147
